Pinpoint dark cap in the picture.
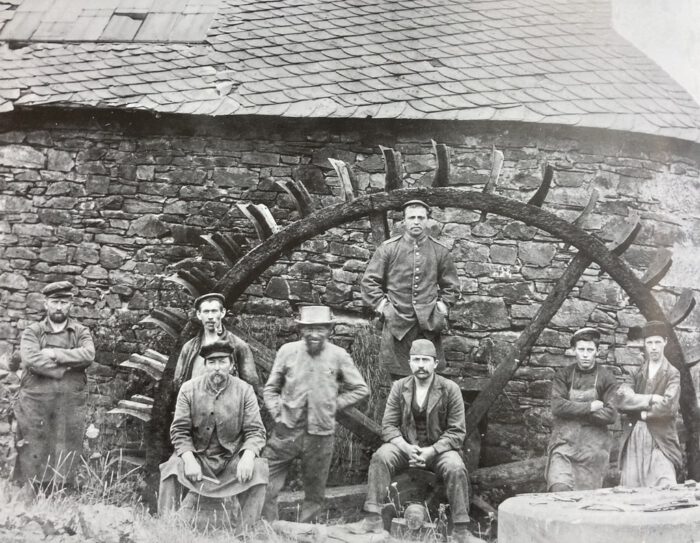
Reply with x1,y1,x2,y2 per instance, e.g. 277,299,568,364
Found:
42,281,74,298
570,327,601,347
409,339,437,358
194,293,225,310
402,199,430,213
642,320,668,339
199,340,234,360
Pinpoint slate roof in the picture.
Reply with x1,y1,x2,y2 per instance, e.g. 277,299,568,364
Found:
1,0,699,142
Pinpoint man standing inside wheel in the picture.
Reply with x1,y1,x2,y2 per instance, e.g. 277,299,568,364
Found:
262,305,368,522
545,327,618,492
361,200,460,379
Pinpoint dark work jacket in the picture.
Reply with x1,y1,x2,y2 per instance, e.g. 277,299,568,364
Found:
382,374,466,455
618,357,682,473
173,329,260,391
361,232,460,341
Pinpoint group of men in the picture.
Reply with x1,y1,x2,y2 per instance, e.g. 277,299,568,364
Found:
7,198,685,540
546,322,683,492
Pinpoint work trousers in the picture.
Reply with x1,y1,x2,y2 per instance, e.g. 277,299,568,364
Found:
364,443,470,524
13,371,87,487
262,424,334,523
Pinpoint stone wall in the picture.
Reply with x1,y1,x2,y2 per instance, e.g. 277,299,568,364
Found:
1,108,699,475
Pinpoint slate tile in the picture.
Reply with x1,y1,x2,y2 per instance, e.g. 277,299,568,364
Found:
0,11,43,40
100,14,142,41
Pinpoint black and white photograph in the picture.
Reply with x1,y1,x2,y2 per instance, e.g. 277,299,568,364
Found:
0,1,698,542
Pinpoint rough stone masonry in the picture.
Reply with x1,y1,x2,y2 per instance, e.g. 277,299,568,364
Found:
0,108,699,476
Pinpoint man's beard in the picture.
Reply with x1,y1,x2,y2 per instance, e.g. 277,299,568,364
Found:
305,339,325,356
49,311,67,323
209,371,228,388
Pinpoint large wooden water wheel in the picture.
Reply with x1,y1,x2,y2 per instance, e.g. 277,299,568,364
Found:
109,144,699,510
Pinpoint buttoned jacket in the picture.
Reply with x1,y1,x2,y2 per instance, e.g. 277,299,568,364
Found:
382,374,466,455
170,374,266,458
263,340,369,435
361,232,460,340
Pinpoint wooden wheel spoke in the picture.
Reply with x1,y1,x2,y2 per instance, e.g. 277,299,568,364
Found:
431,140,450,187
479,147,504,222
526,164,553,207
200,232,243,266
641,248,673,288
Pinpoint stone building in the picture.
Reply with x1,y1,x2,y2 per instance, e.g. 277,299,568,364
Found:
0,0,699,481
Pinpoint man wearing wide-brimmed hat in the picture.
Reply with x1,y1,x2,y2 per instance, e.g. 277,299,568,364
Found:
361,199,460,379
173,292,259,391
159,340,268,531
545,327,618,492
616,320,682,487
262,305,369,522
13,280,95,491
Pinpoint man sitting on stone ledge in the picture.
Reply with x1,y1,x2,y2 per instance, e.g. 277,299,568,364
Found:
351,339,482,543
173,292,259,391
158,340,268,531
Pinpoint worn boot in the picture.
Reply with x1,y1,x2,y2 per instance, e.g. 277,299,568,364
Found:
452,523,487,543
347,513,385,534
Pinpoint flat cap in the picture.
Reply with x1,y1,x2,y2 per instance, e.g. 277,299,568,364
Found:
402,199,430,212
199,340,234,359
642,320,668,339
194,292,225,310
409,339,437,358
42,281,74,298
570,327,601,347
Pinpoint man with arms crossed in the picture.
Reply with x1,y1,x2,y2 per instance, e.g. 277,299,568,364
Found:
617,320,682,487
14,281,95,492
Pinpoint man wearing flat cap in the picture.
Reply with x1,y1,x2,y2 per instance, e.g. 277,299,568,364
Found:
616,320,682,487
159,340,268,530
13,281,95,490
173,292,259,391
262,306,369,522
361,200,460,379
545,328,618,492
352,339,477,542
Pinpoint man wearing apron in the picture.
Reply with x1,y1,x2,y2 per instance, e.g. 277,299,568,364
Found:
546,327,619,491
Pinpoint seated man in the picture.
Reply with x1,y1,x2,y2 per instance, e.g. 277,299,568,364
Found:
353,339,479,543
159,340,268,530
